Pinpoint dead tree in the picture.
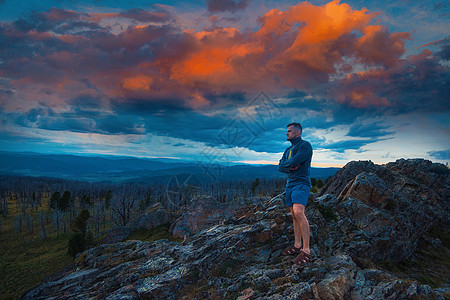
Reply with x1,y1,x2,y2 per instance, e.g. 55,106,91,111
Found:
39,211,47,239
110,195,136,227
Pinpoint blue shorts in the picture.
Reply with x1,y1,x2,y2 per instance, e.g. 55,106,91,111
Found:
285,184,311,207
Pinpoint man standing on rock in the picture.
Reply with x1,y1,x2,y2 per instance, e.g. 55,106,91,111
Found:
278,122,313,265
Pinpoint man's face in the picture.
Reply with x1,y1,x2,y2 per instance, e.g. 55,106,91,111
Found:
286,125,301,141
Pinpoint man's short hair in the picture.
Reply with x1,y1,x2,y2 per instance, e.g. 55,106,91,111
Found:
287,122,302,133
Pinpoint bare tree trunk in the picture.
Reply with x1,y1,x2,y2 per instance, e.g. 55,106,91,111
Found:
14,215,23,233
53,209,60,237
40,211,47,239
26,214,33,234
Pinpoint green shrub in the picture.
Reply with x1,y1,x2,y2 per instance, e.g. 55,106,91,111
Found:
317,204,337,222
67,210,91,257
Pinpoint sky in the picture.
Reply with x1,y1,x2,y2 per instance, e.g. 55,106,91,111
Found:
0,0,448,168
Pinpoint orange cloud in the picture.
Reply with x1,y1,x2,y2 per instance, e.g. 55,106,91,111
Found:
58,34,86,44
356,25,411,67
88,1,411,109
168,28,265,90
87,10,170,23
122,75,153,91
348,89,390,108
255,0,377,74
87,13,122,23
1,1,413,111
256,0,375,43
152,0,409,104
28,30,54,41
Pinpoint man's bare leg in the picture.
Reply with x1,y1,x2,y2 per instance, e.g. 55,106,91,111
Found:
290,206,302,249
292,203,310,254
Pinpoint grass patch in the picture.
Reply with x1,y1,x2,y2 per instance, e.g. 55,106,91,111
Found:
317,204,338,222
0,225,73,299
0,197,106,298
379,225,449,288
177,279,221,300
383,198,398,211
127,224,183,243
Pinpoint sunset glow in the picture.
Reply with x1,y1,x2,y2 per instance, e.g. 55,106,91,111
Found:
0,0,448,167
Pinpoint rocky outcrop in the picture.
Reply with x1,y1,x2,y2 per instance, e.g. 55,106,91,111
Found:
169,196,240,239
319,158,449,262
385,158,450,200
321,159,449,206
102,204,175,244
23,159,449,299
131,203,174,230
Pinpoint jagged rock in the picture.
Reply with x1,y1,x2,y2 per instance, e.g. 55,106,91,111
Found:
322,159,449,206
130,204,174,230
23,159,449,299
101,227,131,244
282,282,314,299
101,204,174,244
337,172,392,206
169,196,240,238
386,158,450,200
320,160,378,197
318,159,449,262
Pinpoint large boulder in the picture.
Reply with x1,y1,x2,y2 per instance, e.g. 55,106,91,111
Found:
320,160,379,197
101,204,175,244
386,158,450,200
169,196,239,238
322,159,449,206
337,171,392,206
130,203,174,230
318,159,449,262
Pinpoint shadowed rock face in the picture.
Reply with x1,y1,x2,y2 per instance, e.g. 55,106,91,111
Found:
321,158,449,205
169,196,241,239
319,158,449,262
23,159,449,299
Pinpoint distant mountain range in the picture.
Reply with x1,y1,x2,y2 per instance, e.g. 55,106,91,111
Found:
0,152,339,183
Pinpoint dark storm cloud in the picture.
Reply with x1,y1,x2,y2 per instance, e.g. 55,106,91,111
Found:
37,117,96,133
434,38,450,60
283,95,326,112
319,138,389,153
70,95,103,110
110,98,190,115
288,98,366,130
35,115,146,135
109,95,290,153
9,104,145,135
331,41,450,114
428,149,450,161
12,8,97,33
119,8,172,23
142,112,230,146
347,122,394,138
206,0,252,13
94,116,145,135
110,99,232,143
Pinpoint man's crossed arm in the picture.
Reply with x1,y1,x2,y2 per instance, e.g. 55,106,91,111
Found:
278,143,312,173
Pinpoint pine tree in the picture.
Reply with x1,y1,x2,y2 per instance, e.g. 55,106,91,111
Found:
68,209,91,257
